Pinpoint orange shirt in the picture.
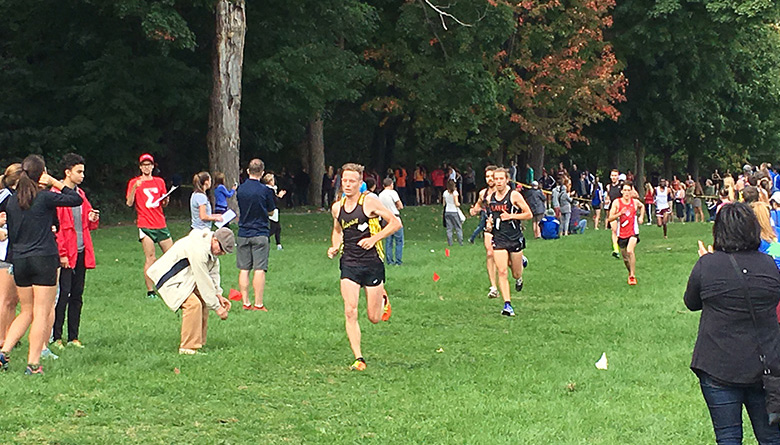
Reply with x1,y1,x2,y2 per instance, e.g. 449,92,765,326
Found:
396,168,407,188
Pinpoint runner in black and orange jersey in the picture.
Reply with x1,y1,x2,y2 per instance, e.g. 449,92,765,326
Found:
485,168,532,316
469,165,500,298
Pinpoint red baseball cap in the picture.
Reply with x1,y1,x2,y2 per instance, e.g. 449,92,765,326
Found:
139,153,155,164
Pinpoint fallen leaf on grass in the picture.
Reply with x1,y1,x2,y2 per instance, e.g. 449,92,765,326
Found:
237,385,248,390
439,296,444,301
74,409,86,417
218,418,239,424
174,367,180,374
566,382,577,392
436,348,444,353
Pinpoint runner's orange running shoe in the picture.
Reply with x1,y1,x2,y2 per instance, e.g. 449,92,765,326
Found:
628,276,637,286
381,294,392,322
350,358,366,371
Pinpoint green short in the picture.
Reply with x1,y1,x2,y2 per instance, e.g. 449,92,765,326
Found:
139,227,172,244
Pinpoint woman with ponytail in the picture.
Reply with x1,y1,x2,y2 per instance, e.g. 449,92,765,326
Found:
190,171,222,231
0,155,82,375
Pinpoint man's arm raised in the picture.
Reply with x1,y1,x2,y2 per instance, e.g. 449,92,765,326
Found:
360,195,402,250
470,188,486,216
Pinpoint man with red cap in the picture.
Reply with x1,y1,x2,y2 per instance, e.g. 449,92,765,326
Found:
126,153,173,299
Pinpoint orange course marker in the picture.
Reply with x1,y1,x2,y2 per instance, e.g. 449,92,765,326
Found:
228,289,242,301
433,272,441,282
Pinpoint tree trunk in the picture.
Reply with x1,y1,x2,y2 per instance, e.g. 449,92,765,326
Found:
634,139,645,187
307,115,325,207
608,140,620,171
528,145,544,180
662,150,672,180
688,150,700,182
207,0,246,210
371,124,387,171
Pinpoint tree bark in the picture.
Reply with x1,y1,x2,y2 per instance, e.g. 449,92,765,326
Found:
634,138,645,187
662,150,672,180
307,115,325,207
528,145,544,180
687,149,700,182
608,139,620,170
207,0,246,210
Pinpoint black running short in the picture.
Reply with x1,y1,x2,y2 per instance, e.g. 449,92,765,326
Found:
13,255,59,287
617,235,640,249
492,237,526,253
340,261,385,287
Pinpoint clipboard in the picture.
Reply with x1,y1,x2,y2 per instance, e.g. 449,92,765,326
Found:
151,185,178,207
216,209,236,228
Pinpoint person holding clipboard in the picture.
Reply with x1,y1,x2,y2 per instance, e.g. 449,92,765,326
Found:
126,153,173,299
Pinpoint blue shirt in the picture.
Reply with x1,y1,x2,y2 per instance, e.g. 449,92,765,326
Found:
237,179,276,238
190,192,212,231
540,216,560,239
214,184,235,213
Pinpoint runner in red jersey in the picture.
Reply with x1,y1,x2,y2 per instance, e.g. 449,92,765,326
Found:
126,154,174,298
607,182,645,285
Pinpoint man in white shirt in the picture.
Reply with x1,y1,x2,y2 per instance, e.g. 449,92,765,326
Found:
378,178,404,265
146,227,234,355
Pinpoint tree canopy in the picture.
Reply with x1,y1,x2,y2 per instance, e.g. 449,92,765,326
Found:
1,0,779,202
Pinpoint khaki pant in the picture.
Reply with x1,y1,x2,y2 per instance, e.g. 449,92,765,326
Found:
180,293,209,350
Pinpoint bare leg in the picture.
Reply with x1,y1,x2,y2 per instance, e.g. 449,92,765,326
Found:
492,249,511,303
484,234,497,288
27,285,57,365
364,284,385,324
0,269,18,348
341,279,362,359
252,270,266,307
141,237,157,292
509,251,525,280
159,238,173,253
1,286,33,354
626,237,638,277
239,269,251,306
594,209,601,230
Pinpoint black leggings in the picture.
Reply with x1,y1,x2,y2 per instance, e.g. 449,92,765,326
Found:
269,221,281,246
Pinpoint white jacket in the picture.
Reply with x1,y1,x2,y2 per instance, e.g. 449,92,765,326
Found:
146,230,223,312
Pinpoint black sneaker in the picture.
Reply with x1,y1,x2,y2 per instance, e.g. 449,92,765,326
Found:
0,352,8,371
611,251,620,259
515,278,524,292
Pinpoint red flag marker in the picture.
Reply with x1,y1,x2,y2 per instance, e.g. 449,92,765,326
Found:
445,248,450,257
228,288,242,301
433,272,440,282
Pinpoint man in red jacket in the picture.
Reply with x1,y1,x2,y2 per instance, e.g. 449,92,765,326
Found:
52,153,99,349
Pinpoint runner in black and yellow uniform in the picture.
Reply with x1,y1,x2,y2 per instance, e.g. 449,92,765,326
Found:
328,163,402,371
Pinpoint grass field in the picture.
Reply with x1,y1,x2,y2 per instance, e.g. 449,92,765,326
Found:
0,206,742,444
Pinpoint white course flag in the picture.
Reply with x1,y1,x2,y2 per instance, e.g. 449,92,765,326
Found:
595,352,608,370
215,209,236,229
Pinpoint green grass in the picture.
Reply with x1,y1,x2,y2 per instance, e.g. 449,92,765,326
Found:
0,207,744,443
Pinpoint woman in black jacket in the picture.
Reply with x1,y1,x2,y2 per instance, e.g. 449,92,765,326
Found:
0,155,83,375
685,202,780,444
